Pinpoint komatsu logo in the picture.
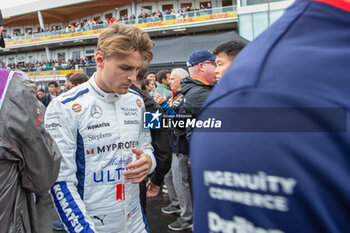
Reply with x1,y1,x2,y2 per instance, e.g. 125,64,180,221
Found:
52,184,84,233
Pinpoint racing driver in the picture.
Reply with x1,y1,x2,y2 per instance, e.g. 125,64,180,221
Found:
45,23,156,233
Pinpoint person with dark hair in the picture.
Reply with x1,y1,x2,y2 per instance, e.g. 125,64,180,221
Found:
130,65,172,216
0,69,61,232
145,71,156,82
213,40,247,82
69,72,89,87
64,73,73,91
152,69,173,98
45,23,156,233
0,9,5,48
191,0,350,232
141,79,155,93
41,81,59,107
37,88,45,100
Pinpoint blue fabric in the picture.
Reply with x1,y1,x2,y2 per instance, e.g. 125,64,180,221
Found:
61,88,89,104
50,182,94,232
187,49,216,67
191,1,350,233
76,131,85,199
128,89,143,98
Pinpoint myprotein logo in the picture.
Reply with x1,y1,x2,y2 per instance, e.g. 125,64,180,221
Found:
86,144,117,155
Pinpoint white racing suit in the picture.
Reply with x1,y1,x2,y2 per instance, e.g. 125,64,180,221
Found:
45,76,156,233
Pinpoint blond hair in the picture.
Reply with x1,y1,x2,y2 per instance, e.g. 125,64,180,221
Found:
97,23,154,65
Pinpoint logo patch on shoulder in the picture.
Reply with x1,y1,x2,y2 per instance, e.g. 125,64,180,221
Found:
136,99,142,108
72,104,82,113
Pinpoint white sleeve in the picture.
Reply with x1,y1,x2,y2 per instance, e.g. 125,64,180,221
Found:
139,105,156,174
45,100,96,233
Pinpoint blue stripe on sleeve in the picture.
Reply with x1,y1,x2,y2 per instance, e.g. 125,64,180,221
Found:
51,182,94,232
76,131,85,199
128,89,143,98
61,89,89,104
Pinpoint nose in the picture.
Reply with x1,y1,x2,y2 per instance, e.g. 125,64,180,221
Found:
127,69,138,82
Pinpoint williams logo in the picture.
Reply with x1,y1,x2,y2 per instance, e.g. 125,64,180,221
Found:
143,110,161,129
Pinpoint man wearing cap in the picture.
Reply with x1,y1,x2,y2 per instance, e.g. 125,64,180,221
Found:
181,49,216,139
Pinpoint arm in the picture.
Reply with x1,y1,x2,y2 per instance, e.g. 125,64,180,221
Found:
7,75,61,193
0,10,3,34
45,100,96,232
123,103,156,184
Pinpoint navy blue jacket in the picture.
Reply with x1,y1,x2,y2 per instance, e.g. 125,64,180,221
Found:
161,91,189,154
191,1,350,232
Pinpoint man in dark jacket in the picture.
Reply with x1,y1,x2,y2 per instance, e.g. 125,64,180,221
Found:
181,49,216,140
41,81,59,107
182,49,216,118
130,66,172,214
0,69,61,233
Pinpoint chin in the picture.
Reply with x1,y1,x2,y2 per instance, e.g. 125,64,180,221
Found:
116,88,129,95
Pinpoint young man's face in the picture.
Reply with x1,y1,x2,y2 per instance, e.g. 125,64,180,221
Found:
48,84,57,95
215,52,235,82
162,73,171,86
65,79,72,91
38,91,44,99
96,51,144,94
145,73,156,82
146,81,155,93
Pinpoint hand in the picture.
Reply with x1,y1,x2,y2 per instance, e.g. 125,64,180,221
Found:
146,180,160,197
123,148,152,184
0,26,3,34
153,93,167,104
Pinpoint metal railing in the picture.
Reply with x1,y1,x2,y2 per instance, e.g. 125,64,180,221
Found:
4,6,236,42
240,0,288,6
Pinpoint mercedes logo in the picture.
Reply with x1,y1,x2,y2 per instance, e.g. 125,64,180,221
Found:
91,105,103,118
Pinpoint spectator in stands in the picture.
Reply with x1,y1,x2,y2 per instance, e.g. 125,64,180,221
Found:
141,79,155,93
41,81,59,107
154,68,193,231
37,88,45,100
213,40,247,82
69,72,89,88
152,70,173,98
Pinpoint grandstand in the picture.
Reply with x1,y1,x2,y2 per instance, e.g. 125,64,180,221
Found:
0,0,293,88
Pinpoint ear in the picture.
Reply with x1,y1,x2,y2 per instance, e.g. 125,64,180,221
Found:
95,51,105,69
197,63,205,72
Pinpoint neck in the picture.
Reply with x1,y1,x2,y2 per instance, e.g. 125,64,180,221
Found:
95,71,112,92
133,81,141,89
